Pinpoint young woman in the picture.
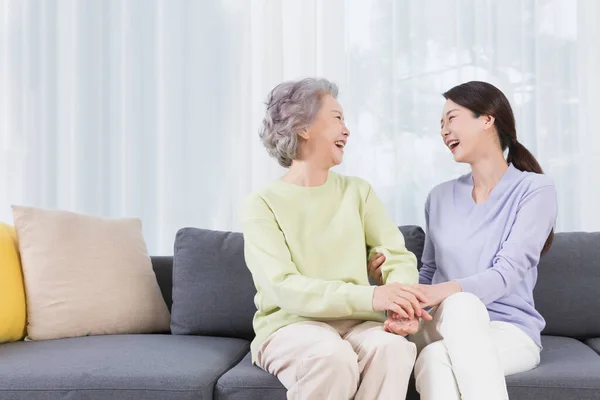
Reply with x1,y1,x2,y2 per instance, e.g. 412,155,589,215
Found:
242,77,432,399
369,81,557,400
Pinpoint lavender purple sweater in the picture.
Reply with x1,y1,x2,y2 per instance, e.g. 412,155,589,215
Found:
419,164,558,347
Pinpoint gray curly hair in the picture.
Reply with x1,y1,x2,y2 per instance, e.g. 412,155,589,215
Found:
259,78,339,168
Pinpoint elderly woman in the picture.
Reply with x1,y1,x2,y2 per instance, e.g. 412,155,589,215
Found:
241,77,431,399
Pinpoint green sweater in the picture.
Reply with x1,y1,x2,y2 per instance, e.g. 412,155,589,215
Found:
241,171,418,363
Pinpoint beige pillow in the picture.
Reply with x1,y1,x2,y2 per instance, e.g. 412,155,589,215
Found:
12,205,171,341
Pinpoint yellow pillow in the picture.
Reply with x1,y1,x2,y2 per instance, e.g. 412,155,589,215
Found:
0,222,27,342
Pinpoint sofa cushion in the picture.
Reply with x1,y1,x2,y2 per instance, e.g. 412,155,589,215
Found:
505,336,600,400
171,228,257,340
215,352,286,400
0,223,26,343
0,334,249,400
12,206,171,341
534,232,600,338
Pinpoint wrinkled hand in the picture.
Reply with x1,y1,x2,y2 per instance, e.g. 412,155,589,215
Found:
372,283,433,320
384,312,420,336
415,282,462,308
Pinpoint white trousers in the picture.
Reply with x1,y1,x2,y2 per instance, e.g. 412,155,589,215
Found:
410,292,541,400
256,320,417,400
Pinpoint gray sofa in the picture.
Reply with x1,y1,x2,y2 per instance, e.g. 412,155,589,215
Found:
1,226,599,399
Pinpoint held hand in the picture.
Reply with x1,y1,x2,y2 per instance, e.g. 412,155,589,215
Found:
367,252,386,285
415,281,462,308
388,307,432,323
384,316,419,336
372,283,429,319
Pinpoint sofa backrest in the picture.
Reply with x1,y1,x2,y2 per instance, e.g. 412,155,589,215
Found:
151,227,600,340
534,231,600,338
169,228,257,340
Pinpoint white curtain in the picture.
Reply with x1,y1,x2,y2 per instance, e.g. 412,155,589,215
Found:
1,0,599,255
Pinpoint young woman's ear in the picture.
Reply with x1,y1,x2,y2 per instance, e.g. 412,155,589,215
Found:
483,114,495,130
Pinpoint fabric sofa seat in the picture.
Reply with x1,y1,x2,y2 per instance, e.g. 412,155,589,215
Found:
215,352,286,400
0,334,248,400
505,336,600,400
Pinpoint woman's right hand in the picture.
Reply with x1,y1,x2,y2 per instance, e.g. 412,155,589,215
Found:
372,283,432,320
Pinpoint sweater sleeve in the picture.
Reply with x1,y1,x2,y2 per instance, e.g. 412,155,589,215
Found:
419,194,437,284
363,185,419,286
456,185,558,304
241,194,375,319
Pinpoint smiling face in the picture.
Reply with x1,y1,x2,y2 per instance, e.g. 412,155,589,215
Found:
300,94,350,168
440,99,496,163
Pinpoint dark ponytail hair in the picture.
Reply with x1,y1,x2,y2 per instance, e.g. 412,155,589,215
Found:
443,81,553,254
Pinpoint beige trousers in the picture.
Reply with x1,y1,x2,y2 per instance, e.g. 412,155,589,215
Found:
256,319,417,400
410,292,541,400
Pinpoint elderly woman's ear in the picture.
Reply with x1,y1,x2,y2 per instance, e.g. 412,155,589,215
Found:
298,127,310,140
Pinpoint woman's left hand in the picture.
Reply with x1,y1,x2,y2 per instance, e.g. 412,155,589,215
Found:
416,281,462,307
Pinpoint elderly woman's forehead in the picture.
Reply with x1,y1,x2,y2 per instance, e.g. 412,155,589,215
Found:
322,94,342,110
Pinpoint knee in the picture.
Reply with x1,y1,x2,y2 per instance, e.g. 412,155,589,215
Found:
438,292,489,332
415,341,450,374
442,292,486,313
308,340,359,382
372,335,417,368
